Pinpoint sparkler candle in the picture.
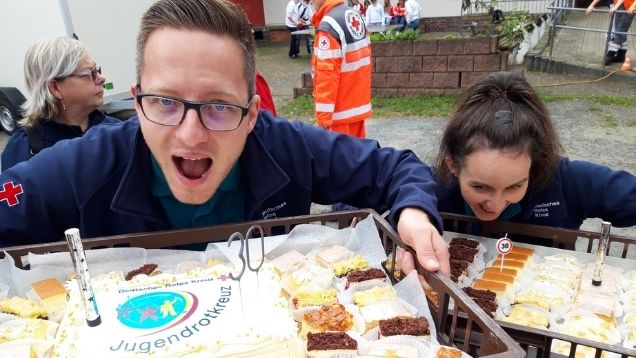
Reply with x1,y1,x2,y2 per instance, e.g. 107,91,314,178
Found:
65,228,101,327
592,221,611,286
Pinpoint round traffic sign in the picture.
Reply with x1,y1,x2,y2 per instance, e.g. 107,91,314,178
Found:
496,237,513,255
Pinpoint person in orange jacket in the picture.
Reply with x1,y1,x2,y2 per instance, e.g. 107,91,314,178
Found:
311,0,372,138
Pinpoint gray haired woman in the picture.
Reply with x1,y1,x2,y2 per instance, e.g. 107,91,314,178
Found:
1,37,119,171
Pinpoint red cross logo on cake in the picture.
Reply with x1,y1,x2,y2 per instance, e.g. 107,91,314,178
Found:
345,9,365,40
0,181,23,207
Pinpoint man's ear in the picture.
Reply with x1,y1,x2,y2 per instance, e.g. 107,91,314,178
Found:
130,83,142,114
444,156,457,176
246,94,261,132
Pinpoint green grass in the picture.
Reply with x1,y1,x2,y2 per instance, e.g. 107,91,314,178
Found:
279,94,455,120
280,93,634,120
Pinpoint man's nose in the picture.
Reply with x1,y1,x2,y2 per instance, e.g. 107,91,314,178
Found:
175,108,208,146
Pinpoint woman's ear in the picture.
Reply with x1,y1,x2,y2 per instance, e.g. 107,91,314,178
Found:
48,80,63,100
444,156,457,176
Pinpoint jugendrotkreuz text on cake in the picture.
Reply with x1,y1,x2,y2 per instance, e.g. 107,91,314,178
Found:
109,286,232,353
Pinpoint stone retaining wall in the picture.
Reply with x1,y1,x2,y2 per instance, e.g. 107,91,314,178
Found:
295,36,508,98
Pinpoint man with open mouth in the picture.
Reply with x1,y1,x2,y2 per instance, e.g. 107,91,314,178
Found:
0,0,449,280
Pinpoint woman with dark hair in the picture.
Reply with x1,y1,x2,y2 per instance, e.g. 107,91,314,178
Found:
434,71,636,230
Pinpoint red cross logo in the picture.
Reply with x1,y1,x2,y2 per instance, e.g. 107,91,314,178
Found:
0,181,23,207
320,38,328,47
217,274,230,281
350,15,361,32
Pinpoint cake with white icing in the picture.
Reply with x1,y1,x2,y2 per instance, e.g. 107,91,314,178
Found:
52,264,301,357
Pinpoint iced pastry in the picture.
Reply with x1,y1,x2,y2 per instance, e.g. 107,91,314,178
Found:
282,264,334,294
353,285,398,306
0,297,47,319
316,245,354,266
292,289,338,309
270,249,307,275
500,305,551,329
332,254,369,277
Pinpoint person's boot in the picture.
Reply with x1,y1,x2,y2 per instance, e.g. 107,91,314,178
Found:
604,51,617,65
615,49,627,63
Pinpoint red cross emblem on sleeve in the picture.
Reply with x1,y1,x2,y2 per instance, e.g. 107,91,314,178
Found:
0,181,23,207
350,16,361,32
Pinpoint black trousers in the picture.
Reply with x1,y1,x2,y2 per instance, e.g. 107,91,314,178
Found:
287,26,300,57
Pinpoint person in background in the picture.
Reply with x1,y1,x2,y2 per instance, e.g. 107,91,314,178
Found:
365,0,385,26
383,0,392,25
311,0,373,138
390,0,407,31
0,0,448,286
586,0,635,65
255,70,277,116
351,0,365,14
404,0,421,31
1,37,119,171
285,0,302,59
298,0,314,55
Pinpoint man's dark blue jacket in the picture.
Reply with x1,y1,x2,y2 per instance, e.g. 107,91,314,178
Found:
0,111,441,247
437,157,636,230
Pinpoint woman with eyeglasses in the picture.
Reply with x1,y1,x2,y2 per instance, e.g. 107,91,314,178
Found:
1,37,119,171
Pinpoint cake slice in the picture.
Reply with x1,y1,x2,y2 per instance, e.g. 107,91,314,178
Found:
473,279,509,297
366,341,419,358
352,285,398,306
292,289,338,309
449,237,480,248
30,278,67,322
378,316,430,339
0,297,48,319
483,267,517,278
332,254,369,277
270,250,307,275
306,331,357,358
125,263,160,281
344,268,387,290
316,245,354,266
300,304,354,337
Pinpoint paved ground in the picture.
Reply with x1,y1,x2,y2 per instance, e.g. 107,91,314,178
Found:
545,9,636,70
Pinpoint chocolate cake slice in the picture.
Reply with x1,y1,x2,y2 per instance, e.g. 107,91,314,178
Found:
378,316,430,337
462,287,497,302
450,259,470,282
462,287,498,317
449,237,480,248
448,245,478,262
306,331,357,351
125,263,159,281
346,268,386,283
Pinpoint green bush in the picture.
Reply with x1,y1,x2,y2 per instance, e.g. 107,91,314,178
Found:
369,29,419,42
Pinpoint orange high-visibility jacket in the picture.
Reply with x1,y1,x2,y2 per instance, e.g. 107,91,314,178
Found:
311,0,372,128
615,0,635,9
